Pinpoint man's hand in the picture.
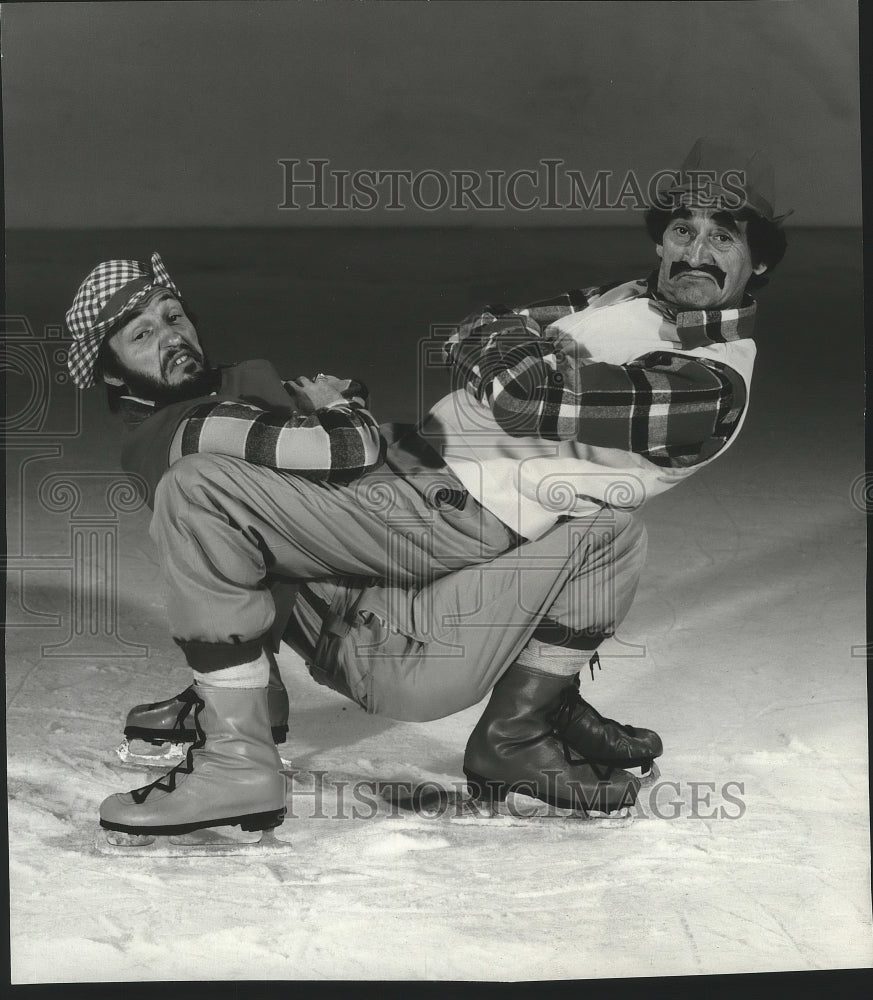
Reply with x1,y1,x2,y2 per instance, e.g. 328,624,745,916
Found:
286,375,346,413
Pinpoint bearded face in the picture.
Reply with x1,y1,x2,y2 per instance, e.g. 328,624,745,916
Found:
102,290,216,404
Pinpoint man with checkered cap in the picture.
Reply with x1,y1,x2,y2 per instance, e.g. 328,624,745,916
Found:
68,248,655,844
69,137,788,848
67,253,187,391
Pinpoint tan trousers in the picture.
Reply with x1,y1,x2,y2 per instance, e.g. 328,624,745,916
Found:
150,453,646,697
151,452,518,670
284,510,647,721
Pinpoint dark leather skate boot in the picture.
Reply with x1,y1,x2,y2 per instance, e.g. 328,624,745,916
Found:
123,652,289,746
464,662,640,814
549,669,663,776
101,684,287,836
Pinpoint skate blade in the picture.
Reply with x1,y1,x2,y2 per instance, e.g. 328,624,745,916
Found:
637,760,661,786
382,783,633,826
589,760,661,786
380,781,467,814
584,805,635,827
494,792,634,825
95,825,294,857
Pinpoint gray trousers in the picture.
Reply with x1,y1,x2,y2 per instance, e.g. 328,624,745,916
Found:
151,453,517,668
286,511,648,721
149,453,645,684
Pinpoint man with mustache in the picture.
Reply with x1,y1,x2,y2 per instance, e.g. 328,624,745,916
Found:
67,138,787,847
68,256,653,846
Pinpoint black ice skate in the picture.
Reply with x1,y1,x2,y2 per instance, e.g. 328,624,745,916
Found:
463,662,641,817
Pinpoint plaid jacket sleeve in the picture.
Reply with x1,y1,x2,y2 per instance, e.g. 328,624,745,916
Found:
445,289,594,395
474,339,747,468
168,400,384,481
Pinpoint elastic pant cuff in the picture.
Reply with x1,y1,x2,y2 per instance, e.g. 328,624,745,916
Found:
531,619,613,650
173,635,268,671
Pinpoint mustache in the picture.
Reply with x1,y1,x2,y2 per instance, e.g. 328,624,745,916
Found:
669,261,725,288
164,344,204,372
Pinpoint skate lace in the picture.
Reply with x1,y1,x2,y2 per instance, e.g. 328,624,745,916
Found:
173,686,199,730
548,657,602,737
556,726,616,780
588,650,601,681
548,662,616,781
130,690,207,804
549,684,580,739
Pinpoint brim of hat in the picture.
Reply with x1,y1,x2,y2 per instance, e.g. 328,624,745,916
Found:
95,281,171,333
653,180,780,222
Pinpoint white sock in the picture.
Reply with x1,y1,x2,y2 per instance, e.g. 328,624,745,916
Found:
514,638,585,677
192,650,271,689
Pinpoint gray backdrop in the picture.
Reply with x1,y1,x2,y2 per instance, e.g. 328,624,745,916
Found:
2,0,861,227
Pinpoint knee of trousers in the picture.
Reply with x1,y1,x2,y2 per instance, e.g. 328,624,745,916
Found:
573,511,648,595
154,453,235,506
151,453,243,535
573,508,647,557
615,512,648,568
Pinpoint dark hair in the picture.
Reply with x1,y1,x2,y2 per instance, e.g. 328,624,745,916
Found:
96,338,125,413
644,207,788,290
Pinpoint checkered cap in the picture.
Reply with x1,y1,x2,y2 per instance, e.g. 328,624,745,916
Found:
65,251,182,388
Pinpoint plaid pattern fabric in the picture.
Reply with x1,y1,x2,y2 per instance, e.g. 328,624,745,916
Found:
65,252,181,388
445,275,755,468
643,271,757,346
166,398,383,481
446,273,756,361
448,287,593,348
